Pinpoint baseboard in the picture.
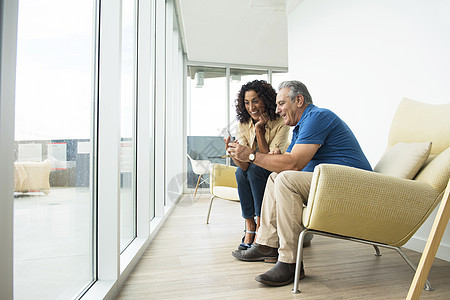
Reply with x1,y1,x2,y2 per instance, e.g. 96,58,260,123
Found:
404,237,450,262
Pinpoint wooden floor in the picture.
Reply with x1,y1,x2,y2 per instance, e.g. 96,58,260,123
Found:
116,194,450,299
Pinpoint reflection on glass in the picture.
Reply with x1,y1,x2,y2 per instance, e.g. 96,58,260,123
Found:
14,0,96,299
120,0,137,252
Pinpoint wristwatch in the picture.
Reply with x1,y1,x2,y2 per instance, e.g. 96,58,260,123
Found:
249,151,256,163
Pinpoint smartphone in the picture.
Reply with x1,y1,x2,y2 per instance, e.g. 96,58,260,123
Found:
225,129,234,142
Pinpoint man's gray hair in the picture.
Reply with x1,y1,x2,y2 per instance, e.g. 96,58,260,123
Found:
278,80,313,105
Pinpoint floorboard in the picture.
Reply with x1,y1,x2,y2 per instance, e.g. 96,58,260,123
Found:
116,194,450,299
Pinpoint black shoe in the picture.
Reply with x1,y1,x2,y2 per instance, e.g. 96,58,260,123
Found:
255,261,305,286
232,243,278,263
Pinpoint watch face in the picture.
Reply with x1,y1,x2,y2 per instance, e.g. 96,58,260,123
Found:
249,153,255,161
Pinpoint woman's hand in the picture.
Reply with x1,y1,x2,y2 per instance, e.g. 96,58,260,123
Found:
255,112,269,132
269,148,281,155
268,143,281,155
224,136,231,151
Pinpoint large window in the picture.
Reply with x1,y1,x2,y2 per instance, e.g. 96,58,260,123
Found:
271,71,290,92
14,0,97,298
187,66,227,137
164,0,185,206
120,0,138,253
186,65,287,191
186,66,227,189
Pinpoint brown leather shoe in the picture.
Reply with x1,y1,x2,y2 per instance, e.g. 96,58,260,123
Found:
255,261,305,286
232,243,278,263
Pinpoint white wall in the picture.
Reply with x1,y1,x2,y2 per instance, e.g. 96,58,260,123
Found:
287,0,450,261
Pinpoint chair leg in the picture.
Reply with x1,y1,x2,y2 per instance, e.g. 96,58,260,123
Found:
395,247,433,291
206,195,215,224
291,229,433,293
373,245,382,256
194,175,202,196
292,229,308,294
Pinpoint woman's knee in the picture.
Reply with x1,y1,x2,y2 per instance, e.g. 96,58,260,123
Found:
246,164,270,181
235,167,246,179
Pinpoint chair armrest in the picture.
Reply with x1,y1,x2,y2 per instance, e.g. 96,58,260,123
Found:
303,164,441,246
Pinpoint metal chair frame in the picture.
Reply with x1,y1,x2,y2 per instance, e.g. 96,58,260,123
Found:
292,229,433,294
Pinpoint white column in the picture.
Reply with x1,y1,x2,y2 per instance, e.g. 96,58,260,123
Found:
154,0,166,217
97,0,122,281
0,1,18,299
136,0,155,236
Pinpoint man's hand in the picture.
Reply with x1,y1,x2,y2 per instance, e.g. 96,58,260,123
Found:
227,140,253,162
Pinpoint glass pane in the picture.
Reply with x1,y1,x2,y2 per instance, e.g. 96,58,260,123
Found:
14,0,96,299
229,69,269,138
187,66,227,189
120,0,137,253
271,71,290,92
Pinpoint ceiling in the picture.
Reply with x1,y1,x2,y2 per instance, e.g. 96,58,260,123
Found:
175,0,289,68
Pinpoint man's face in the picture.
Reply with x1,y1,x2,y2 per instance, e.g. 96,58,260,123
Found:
276,87,302,126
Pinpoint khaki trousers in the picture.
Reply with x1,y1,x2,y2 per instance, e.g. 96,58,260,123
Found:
256,171,313,264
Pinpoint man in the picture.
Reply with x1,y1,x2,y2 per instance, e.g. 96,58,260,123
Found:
226,80,372,286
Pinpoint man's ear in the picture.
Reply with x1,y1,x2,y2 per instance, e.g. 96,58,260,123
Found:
296,94,304,107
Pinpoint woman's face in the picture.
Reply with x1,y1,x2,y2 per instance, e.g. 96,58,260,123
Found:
244,90,265,121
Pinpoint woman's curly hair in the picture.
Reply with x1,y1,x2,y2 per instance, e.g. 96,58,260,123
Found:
235,79,278,124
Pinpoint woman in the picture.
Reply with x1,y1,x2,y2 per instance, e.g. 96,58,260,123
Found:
225,80,290,250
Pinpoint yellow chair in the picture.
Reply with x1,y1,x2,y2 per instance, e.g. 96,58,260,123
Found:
293,98,450,294
206,163,239,224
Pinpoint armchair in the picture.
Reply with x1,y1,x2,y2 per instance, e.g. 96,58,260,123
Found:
206,163,239,224
293,98,450,294
14,159,51,194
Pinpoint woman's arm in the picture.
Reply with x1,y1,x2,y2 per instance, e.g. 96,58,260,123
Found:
269,121,291,153
254,113,270,154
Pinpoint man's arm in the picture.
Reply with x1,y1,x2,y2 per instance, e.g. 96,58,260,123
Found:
228,142,320,173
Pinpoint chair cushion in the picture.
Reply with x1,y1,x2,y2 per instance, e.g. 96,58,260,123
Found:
415,147,450,192
374,142,432,179
211,186,239,201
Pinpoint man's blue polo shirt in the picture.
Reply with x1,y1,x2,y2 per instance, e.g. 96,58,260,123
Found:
286,104,372,172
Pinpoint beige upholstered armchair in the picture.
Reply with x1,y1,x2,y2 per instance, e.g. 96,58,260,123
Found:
293,98,450,293
206,163,239,224
14,159,51,194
